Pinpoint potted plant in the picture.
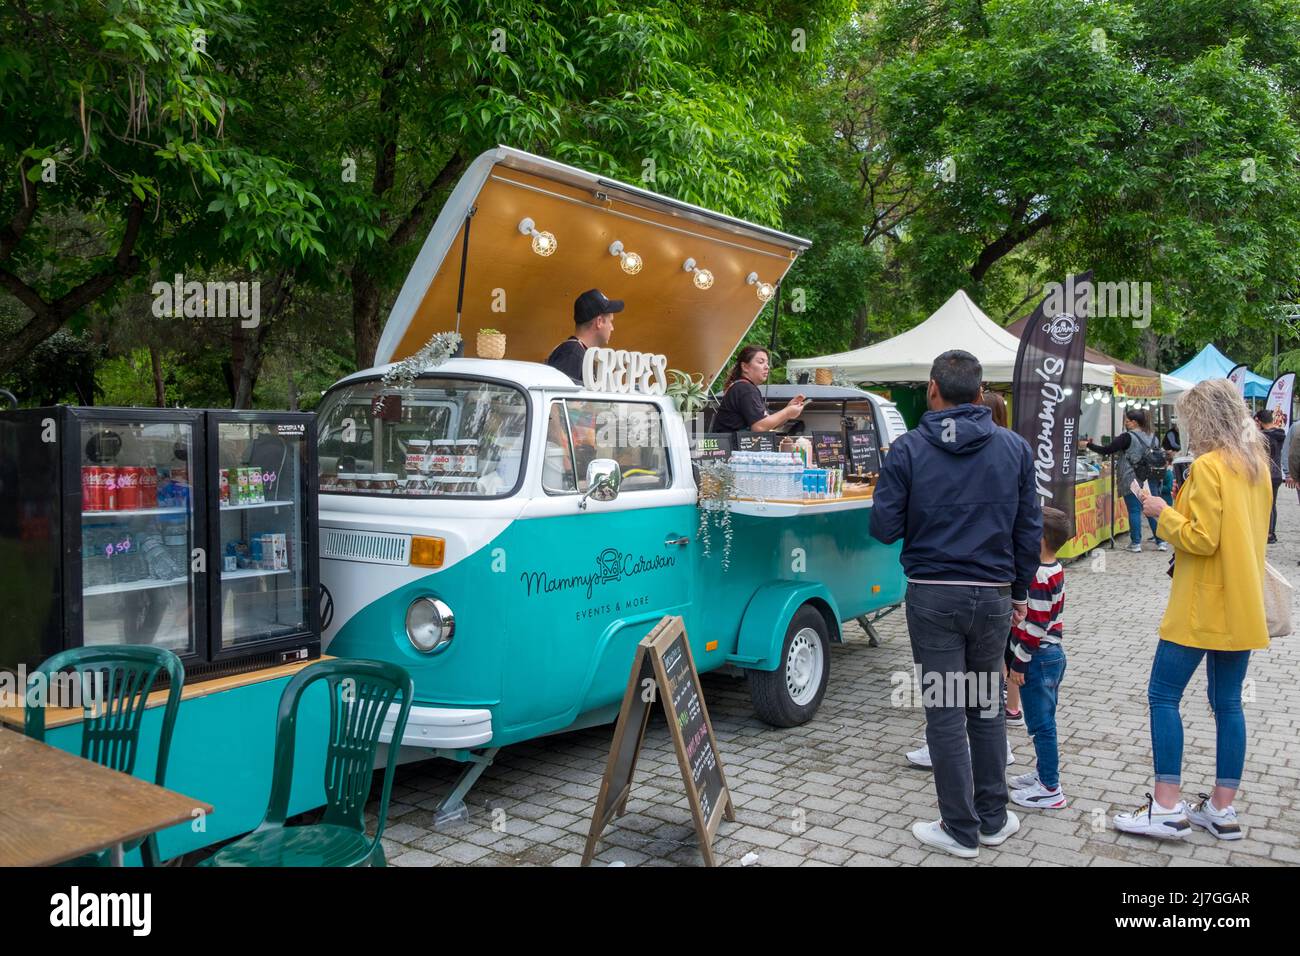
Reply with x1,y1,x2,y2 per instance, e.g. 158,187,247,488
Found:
477,327,506,359
666,368,710,419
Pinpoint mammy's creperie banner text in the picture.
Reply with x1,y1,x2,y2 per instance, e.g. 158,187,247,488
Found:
1011,271,1092,534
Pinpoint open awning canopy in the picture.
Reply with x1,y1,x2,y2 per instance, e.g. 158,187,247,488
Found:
375,146,811,384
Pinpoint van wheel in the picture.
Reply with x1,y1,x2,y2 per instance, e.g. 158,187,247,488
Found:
748,606,830,727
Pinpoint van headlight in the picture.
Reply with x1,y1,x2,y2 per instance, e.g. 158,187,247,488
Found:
406,597,455,653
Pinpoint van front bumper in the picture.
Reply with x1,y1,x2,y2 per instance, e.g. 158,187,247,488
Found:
380,705,493,749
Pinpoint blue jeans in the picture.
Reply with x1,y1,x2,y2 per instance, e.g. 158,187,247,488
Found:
1020,645,1067,789
1123,491,1161,545
1148,640,1251,788
905,583,1012,849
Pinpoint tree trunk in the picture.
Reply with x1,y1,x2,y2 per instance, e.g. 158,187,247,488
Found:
149,344,166,407
233,271,295,409
350,263,383,371
851,303,869,348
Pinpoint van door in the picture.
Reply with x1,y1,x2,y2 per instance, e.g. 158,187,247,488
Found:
500,397,695,738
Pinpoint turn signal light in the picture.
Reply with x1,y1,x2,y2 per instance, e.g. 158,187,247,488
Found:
871,584,881,593
411,536,445,568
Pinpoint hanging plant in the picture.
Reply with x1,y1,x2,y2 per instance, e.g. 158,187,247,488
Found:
375,331,463,412
667,369,710,420
696,458,736,571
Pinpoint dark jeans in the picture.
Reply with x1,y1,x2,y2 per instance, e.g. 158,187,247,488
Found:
1020,645,1067,789
906,582,1013,848
1123,491,1161,545
1269,479,1281,536
1149,640,1251,789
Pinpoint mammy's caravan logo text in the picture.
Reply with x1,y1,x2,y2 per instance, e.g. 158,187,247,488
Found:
50,886,151,936
1043,313,1079,346
520,547,676,600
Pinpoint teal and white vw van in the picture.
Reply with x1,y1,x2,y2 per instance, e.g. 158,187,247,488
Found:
315,147,905,812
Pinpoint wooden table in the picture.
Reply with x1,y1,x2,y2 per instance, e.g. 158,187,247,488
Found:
0,728,213,867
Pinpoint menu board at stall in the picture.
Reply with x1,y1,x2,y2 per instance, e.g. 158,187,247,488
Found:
813,431,846,468
735,432,777,452
691,433,734,463
847,426,881,475
582,616,734,867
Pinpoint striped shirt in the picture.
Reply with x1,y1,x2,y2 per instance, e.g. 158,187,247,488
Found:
1007,561,1064,673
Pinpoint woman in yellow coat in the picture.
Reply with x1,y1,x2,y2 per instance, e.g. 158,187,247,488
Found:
1113,379,1272,842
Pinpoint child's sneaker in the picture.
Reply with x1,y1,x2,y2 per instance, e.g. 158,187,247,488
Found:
1113,793,1191,839
1186,794,1244,841
1008,770,1040,789
1004,708,1024,728
1011,780,1067,809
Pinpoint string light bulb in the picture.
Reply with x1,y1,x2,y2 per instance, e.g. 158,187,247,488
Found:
746,272,776,302
517,218,556,257
683,257,713,290
608,241,642,275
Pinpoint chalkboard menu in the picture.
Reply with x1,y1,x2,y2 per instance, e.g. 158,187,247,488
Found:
691,432,734,463
582,616,734,866
813,431,846,468
847,424,881,475
735,431,778,452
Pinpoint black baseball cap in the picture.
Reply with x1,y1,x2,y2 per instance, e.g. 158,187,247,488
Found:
574,288,624,325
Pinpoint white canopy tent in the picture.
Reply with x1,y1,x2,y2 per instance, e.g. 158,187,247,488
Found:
787,289,1192,401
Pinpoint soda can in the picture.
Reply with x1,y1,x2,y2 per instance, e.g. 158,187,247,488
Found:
142,467,159,509
118,466,143,510
101,466,119,511
219,468,230,507
81,466,101,511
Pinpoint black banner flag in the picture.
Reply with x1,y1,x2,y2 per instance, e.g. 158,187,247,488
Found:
1011,272,1092,533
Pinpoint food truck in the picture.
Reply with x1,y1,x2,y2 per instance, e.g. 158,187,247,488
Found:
315,146,906,812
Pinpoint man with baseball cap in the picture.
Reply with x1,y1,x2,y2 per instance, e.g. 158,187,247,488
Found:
546,288,623,384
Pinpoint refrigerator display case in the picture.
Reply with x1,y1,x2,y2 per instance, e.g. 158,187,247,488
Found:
0,406,319,682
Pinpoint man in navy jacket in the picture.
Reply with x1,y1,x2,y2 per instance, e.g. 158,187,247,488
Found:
870,349,1042,858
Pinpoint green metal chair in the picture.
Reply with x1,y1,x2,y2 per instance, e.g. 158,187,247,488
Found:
25,644,186,867
200,658,413,867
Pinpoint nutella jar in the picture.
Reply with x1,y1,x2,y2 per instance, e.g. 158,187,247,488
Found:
456,439,479,477
406,439,431,474
430,441,454,474
335,472,359,492
370,473,400,493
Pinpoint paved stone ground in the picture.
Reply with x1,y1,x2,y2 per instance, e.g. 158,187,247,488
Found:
373,496,1300,868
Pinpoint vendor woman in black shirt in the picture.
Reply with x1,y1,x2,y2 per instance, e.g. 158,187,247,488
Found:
714,345,806,433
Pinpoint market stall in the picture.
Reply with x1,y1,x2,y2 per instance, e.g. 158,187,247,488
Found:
1169,343,1271,399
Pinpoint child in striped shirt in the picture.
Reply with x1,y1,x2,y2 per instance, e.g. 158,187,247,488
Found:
1005,506,1071,809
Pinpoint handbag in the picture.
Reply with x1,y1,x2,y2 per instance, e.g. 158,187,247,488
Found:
1264,561,1293,638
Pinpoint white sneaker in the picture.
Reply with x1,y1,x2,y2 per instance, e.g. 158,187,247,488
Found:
1186,795,1244,841
979,810,1021,846
1157,541,1169,552
1113,793,1191,839
906,744,933,768
906,740,1014,768
1011,780,1068,809
912,819,979,858
1009,770,1041,790
1127,543,1143,553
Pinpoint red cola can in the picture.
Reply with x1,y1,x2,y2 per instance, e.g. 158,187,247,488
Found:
118,466,143,510
142,467,159,509
81,466,102,511
101,466,119,511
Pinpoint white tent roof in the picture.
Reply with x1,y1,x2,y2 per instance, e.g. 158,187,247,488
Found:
788,289,1111,389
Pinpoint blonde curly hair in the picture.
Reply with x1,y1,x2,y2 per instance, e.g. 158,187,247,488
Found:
1175,378,1269,482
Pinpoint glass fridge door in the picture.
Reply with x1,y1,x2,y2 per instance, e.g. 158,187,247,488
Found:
79,416,197,656
215,420,310,649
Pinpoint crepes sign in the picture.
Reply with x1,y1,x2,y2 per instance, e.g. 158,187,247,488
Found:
1012,272,1092,533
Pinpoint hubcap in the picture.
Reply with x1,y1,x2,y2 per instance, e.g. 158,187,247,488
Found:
785,627,824,706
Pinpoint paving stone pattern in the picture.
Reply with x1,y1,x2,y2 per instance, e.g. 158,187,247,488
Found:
373,497,1300,867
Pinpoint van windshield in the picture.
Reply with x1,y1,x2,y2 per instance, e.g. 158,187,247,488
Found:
316,376,529,498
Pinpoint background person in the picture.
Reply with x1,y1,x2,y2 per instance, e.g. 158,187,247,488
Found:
1080,407,1165,553
871,349,1041,858
546,288,622,384
1113,379,1272,842
713,345,805,433
1254,408,1285,544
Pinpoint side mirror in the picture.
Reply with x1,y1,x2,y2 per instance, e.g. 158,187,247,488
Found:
579,458,621,509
